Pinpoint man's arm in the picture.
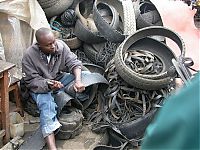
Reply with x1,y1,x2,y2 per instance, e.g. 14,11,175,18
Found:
73,66,82,82
72,66,85,93
61,40,85,92
22,53,51,93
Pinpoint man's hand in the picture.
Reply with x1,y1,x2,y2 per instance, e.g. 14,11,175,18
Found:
47,80,64,90
73,80,85,93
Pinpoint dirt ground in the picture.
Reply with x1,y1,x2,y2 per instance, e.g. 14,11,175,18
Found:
4,101,106,150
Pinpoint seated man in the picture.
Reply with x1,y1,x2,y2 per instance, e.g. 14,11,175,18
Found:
22,27,85,150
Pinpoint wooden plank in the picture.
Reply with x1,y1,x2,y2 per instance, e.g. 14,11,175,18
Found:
0,70,10,143
0,60,15,74
0,61,15,144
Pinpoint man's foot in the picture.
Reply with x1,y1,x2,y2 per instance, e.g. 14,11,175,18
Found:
45,133,57,150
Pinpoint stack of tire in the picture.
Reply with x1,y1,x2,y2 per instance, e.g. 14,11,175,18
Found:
56,107,84,140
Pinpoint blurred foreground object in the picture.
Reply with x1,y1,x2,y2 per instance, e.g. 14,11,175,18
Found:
141,72,199,150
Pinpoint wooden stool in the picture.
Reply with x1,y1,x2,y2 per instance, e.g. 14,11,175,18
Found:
8,77,24,117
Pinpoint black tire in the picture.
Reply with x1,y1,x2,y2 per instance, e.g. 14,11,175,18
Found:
57,108,83,140
56,124,82,140
83,43,97,63
20,79,40,117
114,26,185,90
63,36,82,50
37,0,57,9
74,19,105,44
43,0,74,18
137,10,163,29
125,37,175,80
59,109,83,131
60,9,77,27
82,63,105,75
115,56,171,90
24,97,40,117
114,109,158,140
93,0,136,43
136,1,163,29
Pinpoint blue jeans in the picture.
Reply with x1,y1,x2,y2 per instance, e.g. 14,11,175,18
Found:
30,73,76,138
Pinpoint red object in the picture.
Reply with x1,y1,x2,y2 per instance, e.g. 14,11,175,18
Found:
151,0,200,70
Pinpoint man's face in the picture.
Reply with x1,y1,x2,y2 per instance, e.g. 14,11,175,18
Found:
38,32,56,55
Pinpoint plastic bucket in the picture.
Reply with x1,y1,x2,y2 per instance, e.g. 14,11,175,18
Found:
9,112,24,138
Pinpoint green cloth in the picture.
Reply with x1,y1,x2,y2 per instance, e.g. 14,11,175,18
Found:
142,72,200,150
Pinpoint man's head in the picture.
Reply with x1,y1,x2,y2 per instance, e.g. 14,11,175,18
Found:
35,27,56,55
